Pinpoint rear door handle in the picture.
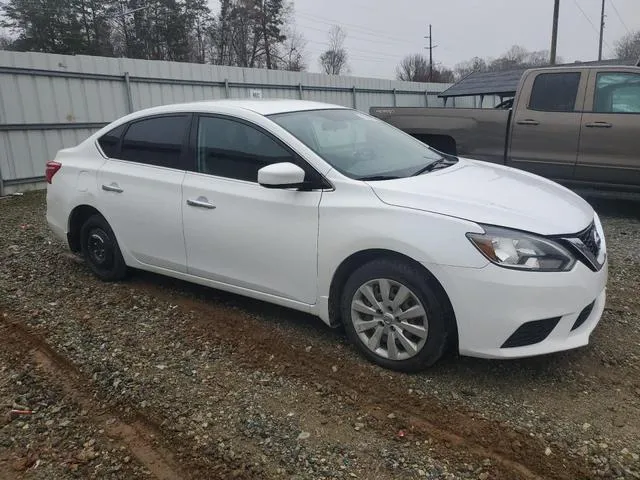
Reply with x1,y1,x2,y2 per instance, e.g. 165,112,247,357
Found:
516,119,540,126
585,121,612,128
101,183,123,193
187,197,216,209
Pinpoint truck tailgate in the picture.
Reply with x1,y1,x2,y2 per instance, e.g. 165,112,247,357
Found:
370,107,511,165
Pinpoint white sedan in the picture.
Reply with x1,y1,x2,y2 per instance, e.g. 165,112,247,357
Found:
46,100,608,371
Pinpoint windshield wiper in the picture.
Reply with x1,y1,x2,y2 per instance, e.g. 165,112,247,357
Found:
411,157,456,176
357,175,401,181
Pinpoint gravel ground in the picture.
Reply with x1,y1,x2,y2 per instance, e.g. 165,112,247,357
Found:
0,191,639,480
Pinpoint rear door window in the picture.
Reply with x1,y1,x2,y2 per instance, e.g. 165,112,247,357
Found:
529,72,581,112
116,115,191,168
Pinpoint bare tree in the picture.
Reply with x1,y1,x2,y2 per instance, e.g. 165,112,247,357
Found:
279,27,307,71
319,25,348,75
452,45,558,80
615,30,640,62
396,54,454,83
396,54,429,82
431,65,455,83
487,45,552,72
454,56,487,80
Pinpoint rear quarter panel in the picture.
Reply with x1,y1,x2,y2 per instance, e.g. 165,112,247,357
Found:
46,142,106,242
370,107,510,164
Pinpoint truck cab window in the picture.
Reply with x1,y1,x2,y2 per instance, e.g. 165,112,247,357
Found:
529,72,581,112
594,73,640,113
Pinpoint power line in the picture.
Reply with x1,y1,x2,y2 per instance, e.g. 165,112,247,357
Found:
296,10,417,45
306,45,399,63
609,0,631,34
306,39,404,60
572,0,611,50
297,21,420,49
306,48,398,64
572,0,599,32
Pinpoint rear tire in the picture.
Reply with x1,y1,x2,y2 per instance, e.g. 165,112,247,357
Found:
80,214,127,281
341,258,451,372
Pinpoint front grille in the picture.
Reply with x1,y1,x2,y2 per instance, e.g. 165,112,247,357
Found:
560,222,604,272
501,317,561,348
576,222,600,258
571,301,595,331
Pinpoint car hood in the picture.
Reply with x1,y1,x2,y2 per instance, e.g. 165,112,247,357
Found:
368,158,593,235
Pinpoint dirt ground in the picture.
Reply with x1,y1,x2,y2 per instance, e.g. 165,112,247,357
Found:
0,191,639,480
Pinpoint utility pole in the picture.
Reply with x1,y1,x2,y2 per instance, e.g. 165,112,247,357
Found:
550,0,560,64
598,0,605,61
424,25,437,82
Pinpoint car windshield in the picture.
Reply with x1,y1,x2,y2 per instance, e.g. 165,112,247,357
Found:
269,109,446,180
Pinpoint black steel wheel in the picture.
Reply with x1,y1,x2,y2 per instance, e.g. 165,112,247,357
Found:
80,214,127,281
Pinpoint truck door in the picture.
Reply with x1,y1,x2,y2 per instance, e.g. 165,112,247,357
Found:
508,70,587,181
576,69,640,189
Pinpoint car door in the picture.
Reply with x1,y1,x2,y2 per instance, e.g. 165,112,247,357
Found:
181,114,324,304
575,70,640,188
97,114,191,272
508,70,587,181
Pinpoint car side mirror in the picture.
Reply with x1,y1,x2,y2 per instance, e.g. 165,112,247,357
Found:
258,162,307,189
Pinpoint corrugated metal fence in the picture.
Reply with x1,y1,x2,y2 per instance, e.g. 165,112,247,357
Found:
0,51,452,194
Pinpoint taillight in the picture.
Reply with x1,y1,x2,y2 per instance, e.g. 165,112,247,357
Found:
45,161,61,184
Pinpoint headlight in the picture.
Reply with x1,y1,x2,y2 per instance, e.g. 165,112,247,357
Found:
593,212,607,263
467,226,576,272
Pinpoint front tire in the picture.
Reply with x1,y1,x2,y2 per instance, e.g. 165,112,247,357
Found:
80,214,127,281
341,259,451,372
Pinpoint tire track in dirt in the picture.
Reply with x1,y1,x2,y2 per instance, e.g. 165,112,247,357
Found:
130,275,594,480
0,316,229,480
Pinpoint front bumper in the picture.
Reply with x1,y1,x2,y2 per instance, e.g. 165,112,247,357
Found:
426,258,608,359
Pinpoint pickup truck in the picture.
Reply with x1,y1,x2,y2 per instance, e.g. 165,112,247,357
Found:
371,65,640,194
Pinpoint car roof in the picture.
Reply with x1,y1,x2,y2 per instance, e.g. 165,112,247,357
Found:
132,99,349,117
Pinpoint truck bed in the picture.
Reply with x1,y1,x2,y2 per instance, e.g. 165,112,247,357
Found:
370,107,511,165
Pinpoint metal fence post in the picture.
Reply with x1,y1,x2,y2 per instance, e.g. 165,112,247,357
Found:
224,79,230,98
0,166,5,197
123,72,134,113
392,88,397,107
425,90,429,107
298,83,303,100
352,86,357,109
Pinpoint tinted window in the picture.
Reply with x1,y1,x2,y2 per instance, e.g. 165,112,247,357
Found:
117,115,190,168
98,124,126,158
595,72,640,113
196,116,294,182
529,72,581,112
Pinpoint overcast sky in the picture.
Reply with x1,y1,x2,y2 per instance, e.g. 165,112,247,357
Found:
271,0,640,78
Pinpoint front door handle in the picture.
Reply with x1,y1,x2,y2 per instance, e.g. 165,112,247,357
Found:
516,119,540,126
187,197,216,209
585,121,612,128
102,183,123,193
